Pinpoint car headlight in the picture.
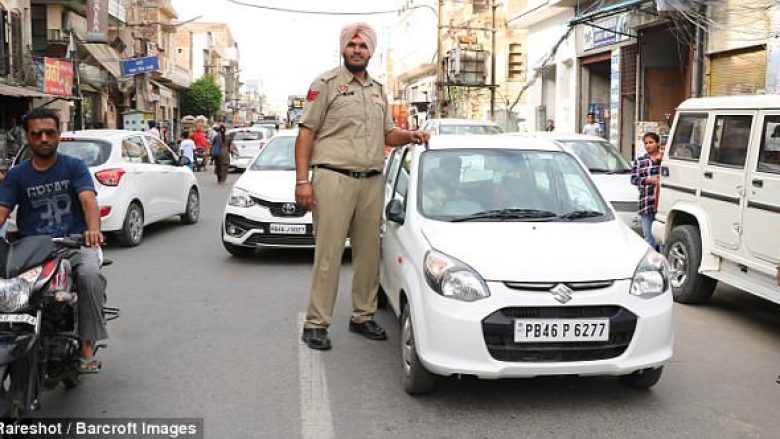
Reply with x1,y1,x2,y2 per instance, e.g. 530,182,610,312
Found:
228,188,255,208
0,266,40,313
423,250,490,302
630,249,669,298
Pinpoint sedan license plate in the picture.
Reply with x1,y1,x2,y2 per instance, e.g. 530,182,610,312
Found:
514,319,609,343
0,314,37,326
269,224,306,235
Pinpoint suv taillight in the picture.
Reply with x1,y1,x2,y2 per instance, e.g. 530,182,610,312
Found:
95,168,126,186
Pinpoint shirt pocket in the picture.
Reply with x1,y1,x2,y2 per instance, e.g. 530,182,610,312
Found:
327,95,361,118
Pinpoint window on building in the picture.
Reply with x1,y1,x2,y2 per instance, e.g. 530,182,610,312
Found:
0,10,8,76
31,5,47,55
669,113,708,161
708,115,753,168
507,43,523,82
473,0,489,13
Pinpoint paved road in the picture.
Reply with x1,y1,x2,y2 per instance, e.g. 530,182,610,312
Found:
36,172,780,438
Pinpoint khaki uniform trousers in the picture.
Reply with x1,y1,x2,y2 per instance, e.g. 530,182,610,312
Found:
305,168,384,328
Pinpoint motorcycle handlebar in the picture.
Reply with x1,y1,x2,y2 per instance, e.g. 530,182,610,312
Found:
51,235,86,248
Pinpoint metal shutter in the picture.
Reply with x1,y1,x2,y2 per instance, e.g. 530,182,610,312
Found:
709,46,767,96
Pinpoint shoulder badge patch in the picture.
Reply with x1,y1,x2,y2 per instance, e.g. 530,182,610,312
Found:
306,89,320,101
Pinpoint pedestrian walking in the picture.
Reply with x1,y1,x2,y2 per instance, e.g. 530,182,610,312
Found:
148,120,161,139
179,131,195,170
631,132,663,250
295,22,429,350
582,112,603,137
213,125,234,184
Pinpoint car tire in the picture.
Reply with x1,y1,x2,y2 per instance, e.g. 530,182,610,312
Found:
665,225,717,304
620,366,663,389
116,203,144,247
401,302,436,395
180,188,200,224
222,240,255,257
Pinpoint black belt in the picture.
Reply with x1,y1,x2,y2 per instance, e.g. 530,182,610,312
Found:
313,165,381,179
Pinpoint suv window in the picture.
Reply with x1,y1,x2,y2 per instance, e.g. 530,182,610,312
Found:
122,136,150,163
708,115,752,168
148,137,177,165
758,115,780,174
669,113,708,161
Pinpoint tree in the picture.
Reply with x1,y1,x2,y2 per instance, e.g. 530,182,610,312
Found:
181,75,222,118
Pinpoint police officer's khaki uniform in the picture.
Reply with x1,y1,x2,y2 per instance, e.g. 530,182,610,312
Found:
300,66,395,328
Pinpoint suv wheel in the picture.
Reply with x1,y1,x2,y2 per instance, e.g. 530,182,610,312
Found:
401,302,436,395
665,225,717,304
116,203,144,247
620,366,663,389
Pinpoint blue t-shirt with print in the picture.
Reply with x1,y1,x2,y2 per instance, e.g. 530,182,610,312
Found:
0,153,96,238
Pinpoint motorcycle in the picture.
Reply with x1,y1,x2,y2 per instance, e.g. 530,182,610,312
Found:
0,235,119,418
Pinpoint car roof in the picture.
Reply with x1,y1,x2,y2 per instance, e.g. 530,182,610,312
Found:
504,131,607,142
426,134,564,152
677,95,780,111
271,129,299,137
428,118,499,126
228,127,266,133
60,129,150,141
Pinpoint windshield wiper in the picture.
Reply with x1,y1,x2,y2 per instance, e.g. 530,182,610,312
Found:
451,208,558,222
558,210,604,220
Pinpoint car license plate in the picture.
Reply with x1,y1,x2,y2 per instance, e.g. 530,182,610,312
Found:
514,319,609,343
269,224,306,235
0,314,37,326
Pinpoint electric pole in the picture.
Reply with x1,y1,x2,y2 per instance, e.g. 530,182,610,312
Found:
436,0,443,118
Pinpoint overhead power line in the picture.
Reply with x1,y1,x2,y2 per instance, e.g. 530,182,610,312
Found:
225,0,435,16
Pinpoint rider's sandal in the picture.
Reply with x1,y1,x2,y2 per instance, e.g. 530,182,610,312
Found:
77,357,102,374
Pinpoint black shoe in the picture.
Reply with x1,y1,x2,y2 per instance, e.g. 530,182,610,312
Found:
301,328,332,350
349,320,387,340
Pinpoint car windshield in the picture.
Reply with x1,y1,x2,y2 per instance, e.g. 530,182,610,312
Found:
560,140,631,173
232,131,263,141
16,140,111,167
438,125,503,135
250,136,295,171
417,149,610,222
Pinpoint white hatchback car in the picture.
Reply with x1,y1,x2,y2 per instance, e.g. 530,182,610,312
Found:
381,135,673,394
14,130,200,246
228,127,272,171
221,129,314,255
507,132,640,232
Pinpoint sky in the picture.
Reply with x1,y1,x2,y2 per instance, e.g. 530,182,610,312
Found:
171,0,399,116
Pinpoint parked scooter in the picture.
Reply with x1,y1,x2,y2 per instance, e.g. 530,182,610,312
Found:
0,235,118,418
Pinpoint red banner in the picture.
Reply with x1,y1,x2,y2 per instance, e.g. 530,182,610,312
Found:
44,58,74,96
87,0,109,43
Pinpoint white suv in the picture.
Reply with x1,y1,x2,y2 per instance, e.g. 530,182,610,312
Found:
381,135,673,394
653,95,780,305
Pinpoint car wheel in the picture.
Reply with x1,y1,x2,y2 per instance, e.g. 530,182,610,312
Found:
181,188,200,224
116,203,144,247
620,366,663,389
222,240,255,257
401,302,436,395
665,225,717,304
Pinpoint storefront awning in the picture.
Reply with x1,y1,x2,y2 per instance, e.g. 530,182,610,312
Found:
570,0,647,25
78,41,122,78
0,84,57,99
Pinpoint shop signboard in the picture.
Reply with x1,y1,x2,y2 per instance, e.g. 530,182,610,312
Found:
584,13,630,51
43,58,74,96
86,0,109,43
609,49,621,144
121,56,160,76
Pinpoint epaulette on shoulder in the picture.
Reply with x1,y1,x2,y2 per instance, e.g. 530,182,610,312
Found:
320,67,341,82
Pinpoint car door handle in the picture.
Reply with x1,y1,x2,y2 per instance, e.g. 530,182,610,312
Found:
660,166,669,177
752,179,763,188
703,171,713,179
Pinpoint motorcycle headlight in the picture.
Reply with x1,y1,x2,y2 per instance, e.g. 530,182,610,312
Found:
630,249,669,299
0,266,40,312
228,188,255,208
424,250,490,302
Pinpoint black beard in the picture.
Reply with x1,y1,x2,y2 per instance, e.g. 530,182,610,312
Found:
343,56,369,73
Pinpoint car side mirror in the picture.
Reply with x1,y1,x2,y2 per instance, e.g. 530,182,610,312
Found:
178,155,192,167
385,199,405,224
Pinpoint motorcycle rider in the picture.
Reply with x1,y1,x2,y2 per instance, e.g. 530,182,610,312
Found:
0,108,107,374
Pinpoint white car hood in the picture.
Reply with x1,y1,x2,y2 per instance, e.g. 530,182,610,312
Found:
235,170,295,202
590,173,636,203
421,220,647,282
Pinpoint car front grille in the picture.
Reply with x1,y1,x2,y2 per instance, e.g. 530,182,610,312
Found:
245,233,315,246
250,197,307,218
482,306,637,362
611,201,639,212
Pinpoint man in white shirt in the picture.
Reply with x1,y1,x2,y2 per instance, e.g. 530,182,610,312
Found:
582,112,603,137
148,120,161,138
178,131,195,170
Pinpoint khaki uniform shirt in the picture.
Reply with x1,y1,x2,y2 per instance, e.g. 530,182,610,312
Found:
299,66,395,172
